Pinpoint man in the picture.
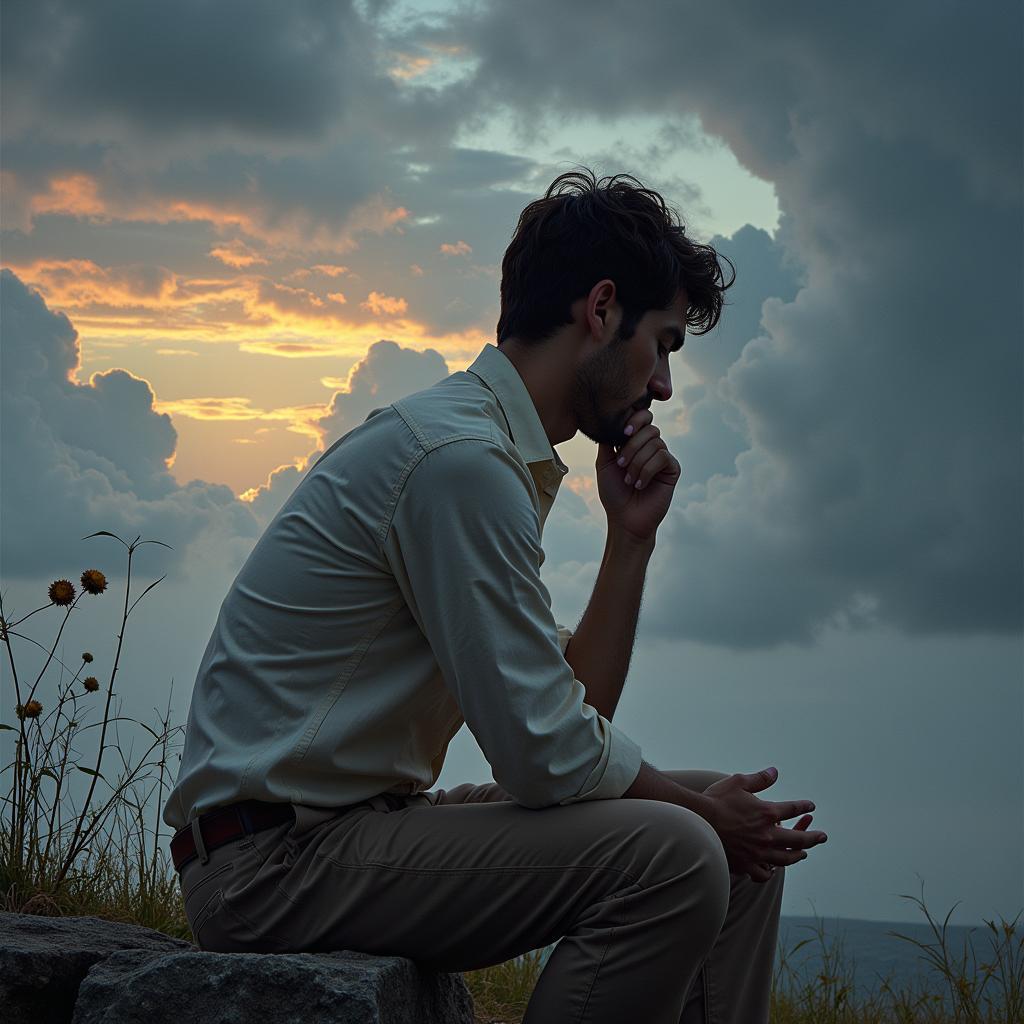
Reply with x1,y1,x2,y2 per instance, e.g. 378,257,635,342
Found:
164,168,827,1023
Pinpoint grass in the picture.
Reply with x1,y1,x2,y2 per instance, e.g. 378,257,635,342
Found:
2,530,1021,1022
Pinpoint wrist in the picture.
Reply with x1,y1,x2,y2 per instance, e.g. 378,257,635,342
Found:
606,527,656,559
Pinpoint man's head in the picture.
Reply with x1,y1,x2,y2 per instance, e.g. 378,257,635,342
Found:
496,167,735,447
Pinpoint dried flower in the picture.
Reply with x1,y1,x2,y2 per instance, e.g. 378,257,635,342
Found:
82,676,100,693
82,651,94,663
80,569,107,595
48,579,76,606
16,700,43,719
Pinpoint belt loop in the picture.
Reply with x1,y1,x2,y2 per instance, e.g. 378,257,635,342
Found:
191,814,210,865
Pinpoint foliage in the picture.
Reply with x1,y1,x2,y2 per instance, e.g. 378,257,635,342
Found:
1,531,185,934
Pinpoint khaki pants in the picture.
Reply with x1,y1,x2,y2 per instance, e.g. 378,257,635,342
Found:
179,769,784,1024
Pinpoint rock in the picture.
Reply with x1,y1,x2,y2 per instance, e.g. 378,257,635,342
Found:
0,911,193,1024
0,912,475,1024
72,947,476,1024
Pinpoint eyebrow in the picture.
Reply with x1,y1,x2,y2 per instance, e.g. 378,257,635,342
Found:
661,327,686,352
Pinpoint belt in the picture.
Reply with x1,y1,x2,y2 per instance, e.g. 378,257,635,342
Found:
171,799,295,873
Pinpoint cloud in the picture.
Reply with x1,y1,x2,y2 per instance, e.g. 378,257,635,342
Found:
209,240,269,268
0,1,379,143
428,0,1022,647
359,291,409,316
0,268,260,583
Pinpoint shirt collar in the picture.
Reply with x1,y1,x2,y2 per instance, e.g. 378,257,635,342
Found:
465,343,570,483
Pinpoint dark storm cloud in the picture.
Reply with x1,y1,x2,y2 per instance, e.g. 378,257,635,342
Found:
0,0,378,140
420,0,1022,645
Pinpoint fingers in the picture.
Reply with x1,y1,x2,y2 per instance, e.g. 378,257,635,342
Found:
741,768,781,794
772,823,828,849
747,863,775,884
773,799,816,821
614,423,666,487
763,847,810,867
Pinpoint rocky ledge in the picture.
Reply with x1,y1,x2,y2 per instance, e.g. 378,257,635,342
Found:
0,912,475,1024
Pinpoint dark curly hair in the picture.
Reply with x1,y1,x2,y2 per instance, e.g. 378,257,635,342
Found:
496,167,735,347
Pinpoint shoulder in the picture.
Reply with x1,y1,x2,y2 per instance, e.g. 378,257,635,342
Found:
405,436,532,498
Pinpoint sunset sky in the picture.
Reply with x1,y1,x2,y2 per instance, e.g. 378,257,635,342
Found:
2,0,1021,926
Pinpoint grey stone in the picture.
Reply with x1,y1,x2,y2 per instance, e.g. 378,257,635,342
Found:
71,947,475,1024
0,912,475,1024
0,911,193,1024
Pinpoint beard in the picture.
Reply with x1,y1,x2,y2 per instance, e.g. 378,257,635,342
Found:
570,327,647,447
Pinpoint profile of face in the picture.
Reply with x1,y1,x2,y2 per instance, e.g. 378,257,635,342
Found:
570,295,683,447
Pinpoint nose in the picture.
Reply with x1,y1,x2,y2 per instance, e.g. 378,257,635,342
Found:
649,365,672,404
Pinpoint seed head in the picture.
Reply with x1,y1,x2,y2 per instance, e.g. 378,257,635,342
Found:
80,569,107,595
83,676,100,693
16,700,43,720
48,579,76,606
82,652,94,663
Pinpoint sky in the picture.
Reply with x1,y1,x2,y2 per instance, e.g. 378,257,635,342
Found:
1,0,1021,926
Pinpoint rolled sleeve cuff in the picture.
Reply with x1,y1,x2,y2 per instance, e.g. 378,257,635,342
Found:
559,716,643,805
555,623,574,657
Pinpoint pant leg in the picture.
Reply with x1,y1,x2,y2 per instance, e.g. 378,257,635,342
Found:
658,771,786,1024
430,770,786,1024
179,787,731,1024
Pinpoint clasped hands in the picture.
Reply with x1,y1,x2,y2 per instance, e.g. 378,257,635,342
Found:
702,767,827,884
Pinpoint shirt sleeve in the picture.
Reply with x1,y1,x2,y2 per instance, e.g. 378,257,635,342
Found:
383,438,642,809
554,623,574,657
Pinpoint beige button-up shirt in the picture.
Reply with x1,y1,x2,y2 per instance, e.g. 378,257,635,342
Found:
164,343,643,830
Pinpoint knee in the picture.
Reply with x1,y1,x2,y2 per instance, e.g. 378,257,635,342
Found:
643,802,731,913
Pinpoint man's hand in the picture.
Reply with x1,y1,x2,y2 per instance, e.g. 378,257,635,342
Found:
597,407,681,544
701,767,828,884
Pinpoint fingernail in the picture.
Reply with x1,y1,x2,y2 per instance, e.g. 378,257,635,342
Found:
625,424,634,435
624,475,631,485
617,456,625,466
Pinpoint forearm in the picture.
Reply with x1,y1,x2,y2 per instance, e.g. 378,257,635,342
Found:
622,759,713,819
563,530,654,722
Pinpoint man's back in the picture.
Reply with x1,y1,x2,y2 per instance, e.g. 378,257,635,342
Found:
163,344,642,832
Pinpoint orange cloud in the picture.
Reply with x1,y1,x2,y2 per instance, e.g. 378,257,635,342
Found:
360,291,408,316
2,257,490,372
385,52,436,81
210,240,269,268
440,240,472,256
30,174,107,219
16,171,410,254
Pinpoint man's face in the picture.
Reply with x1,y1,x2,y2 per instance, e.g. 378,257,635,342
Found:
570,289,687,447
